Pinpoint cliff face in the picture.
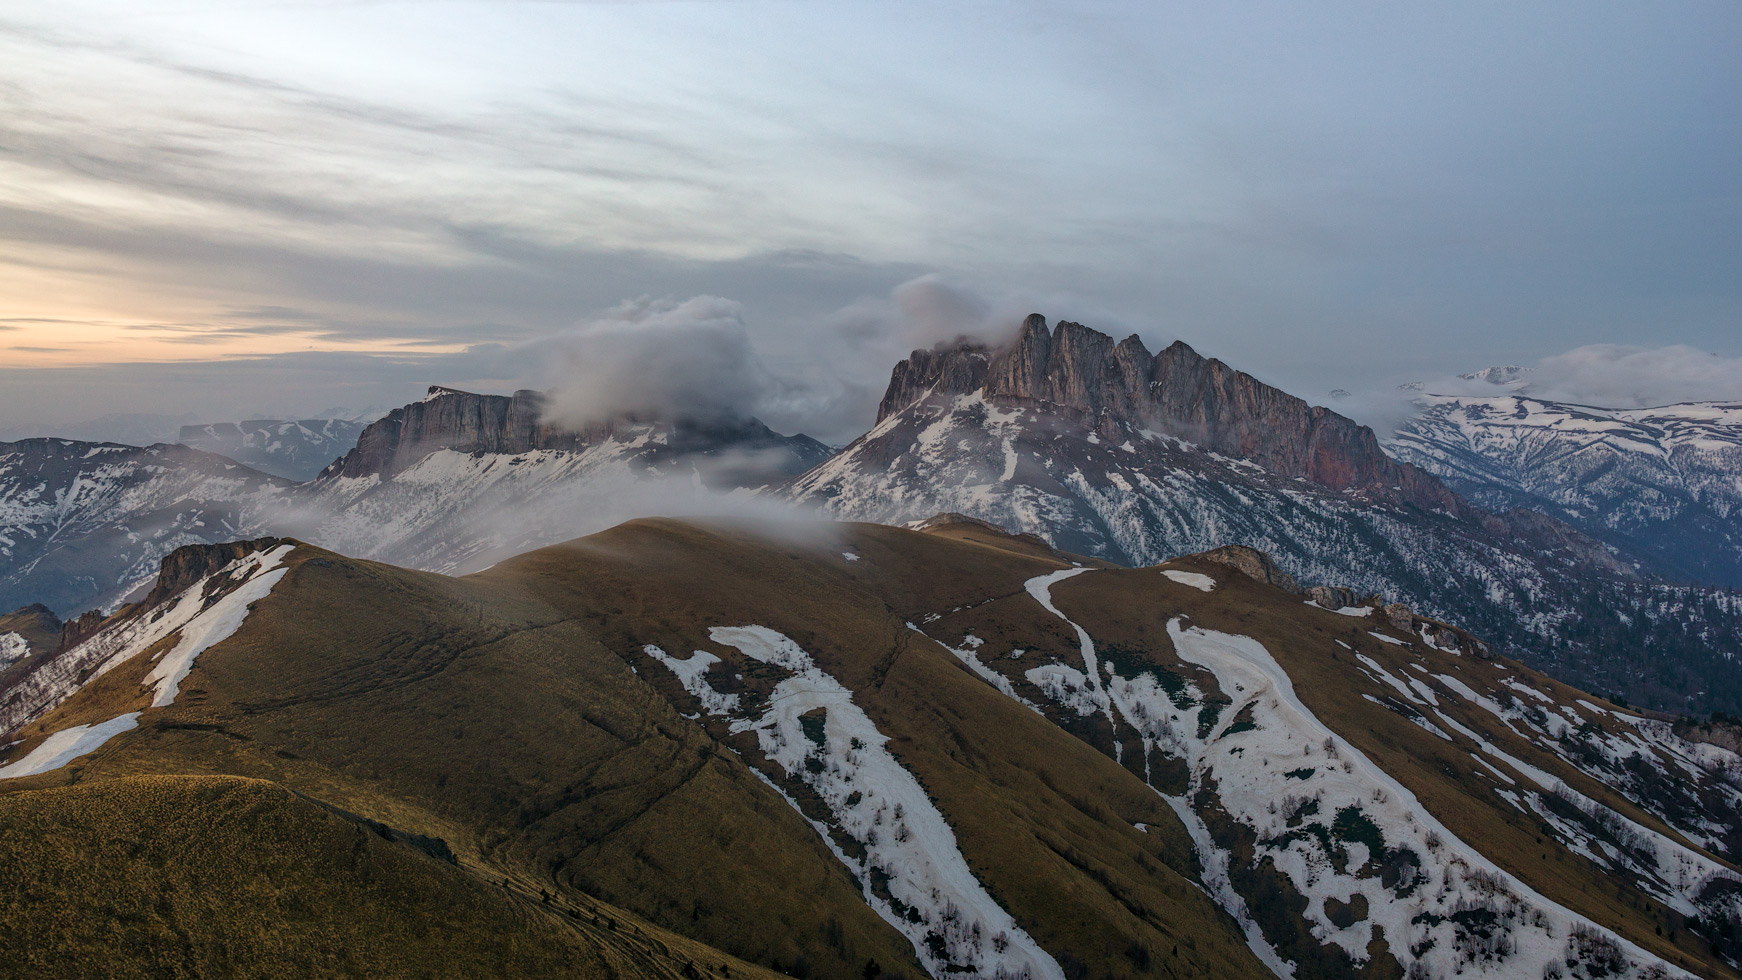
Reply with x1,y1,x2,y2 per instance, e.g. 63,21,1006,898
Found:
880,314,1467,514
326,388,584,479
325,387,828,481
140,538,291,612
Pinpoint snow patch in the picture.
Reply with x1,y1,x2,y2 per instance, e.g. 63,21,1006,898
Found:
1162,569,1217,592
142,544,296,707
643,645,740,715
701,625,1064,980
0,712,140,779
0,631,27,667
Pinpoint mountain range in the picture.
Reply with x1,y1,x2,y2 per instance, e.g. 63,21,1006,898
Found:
178,417,370,482
2,316,1739,717
5,313,1742,978
0,389,827,616
791,317,1742,712
1388,394,1742,589
0,439,290,616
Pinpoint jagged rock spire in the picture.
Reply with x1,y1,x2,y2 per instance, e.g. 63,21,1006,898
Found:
876,314,1470,515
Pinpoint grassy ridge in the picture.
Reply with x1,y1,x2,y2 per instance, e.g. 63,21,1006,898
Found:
37,540,927,979
493,519,1275,979
0,774,785,980
13,517,1717,977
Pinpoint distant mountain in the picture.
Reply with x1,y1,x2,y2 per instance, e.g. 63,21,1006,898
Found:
2,521,1737,978
178,418,368,482
788,315,1742,712
1389,395,1742,588
0,388,834,616
0,378,844,612
5,343,1740,714
0,439,290,616
293,385,834,575
0,412,198,447
1458,364,1533,387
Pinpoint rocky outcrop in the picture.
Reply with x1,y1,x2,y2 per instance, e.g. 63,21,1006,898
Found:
141,538,291,612
1199,545,1301,594
878,315,1472,514
325,388,581,479
55,610,108,656
325,387,830,481
1306,586,1364,610
1383,603,1416,633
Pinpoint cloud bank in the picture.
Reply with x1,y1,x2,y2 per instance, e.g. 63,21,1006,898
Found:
536,296,773,428
1527,345,1742,409
1337,342,1742,438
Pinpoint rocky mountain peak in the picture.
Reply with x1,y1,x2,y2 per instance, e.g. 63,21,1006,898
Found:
324,385,829,482
878,314,1469,512
323,387,608,479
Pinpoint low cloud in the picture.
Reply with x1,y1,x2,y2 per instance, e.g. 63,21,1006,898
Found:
535,296,774,429
532,276,1037,443
829,273,1026,356
1406,344,1742,409
1338,343,1742,438
1527,345,1742,408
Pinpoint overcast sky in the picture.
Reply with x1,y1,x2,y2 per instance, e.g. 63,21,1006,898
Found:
1,0,1738,442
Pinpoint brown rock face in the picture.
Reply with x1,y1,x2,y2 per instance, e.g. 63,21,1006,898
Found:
878,315,1472,515
142,538,291,611
1383,603,1416,633
1307,586,1362,610
327,388,587,479
1199,545,1301,594
325,387,827,482
53,610,107,656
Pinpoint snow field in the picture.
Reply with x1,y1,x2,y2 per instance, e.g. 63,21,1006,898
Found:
649,624,1064,980
0,631,26,666
1014,570,1692,979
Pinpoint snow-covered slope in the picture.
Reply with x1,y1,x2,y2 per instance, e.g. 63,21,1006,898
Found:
0,439,290,616
913,546,1742,978
650,625,1066,980
0,539,293,750
289,389,833,575
0,388,831,614
1390,395,1742,587
294,431,757,575
788,318,1742,713
178,418,368,482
